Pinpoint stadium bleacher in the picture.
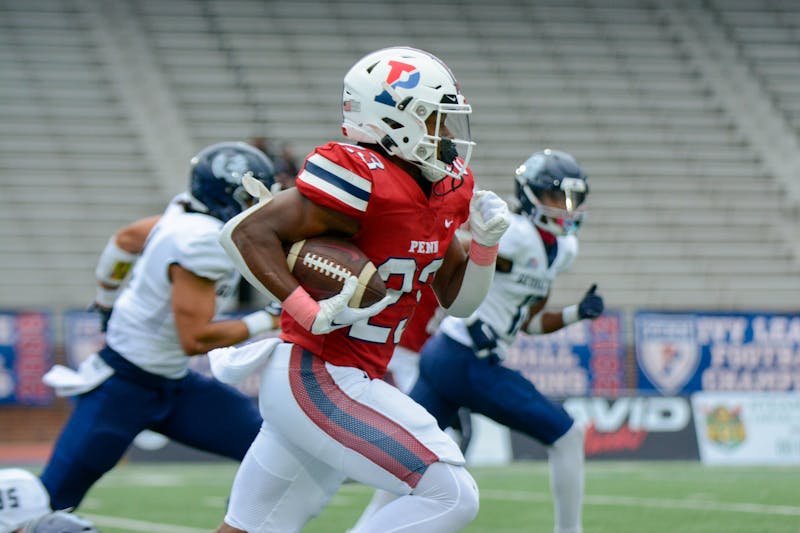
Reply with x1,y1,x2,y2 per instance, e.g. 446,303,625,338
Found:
0,0,798,314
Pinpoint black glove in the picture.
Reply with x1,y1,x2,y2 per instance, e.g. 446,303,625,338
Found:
88,302,113,333
578,284,604,319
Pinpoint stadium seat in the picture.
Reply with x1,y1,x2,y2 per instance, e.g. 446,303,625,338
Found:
1,0,799,314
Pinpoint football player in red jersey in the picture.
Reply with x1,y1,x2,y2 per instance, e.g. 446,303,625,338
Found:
212,47,510,533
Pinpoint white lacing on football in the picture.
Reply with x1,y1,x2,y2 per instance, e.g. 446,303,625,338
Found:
302,253,352,282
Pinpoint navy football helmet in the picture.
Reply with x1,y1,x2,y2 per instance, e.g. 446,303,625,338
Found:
23,511,99,533
189,142,276,222
514,149,588,236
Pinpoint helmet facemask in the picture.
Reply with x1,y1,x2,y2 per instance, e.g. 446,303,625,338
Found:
412,105,473,183
529,183,587,236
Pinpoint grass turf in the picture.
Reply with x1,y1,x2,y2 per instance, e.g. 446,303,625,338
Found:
66,461,800,533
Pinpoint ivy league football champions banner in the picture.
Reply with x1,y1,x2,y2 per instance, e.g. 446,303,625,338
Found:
635,311,800,395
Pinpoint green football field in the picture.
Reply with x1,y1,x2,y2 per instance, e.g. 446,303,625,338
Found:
63,461,798,532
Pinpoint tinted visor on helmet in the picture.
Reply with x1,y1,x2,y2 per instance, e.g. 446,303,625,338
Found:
534,201,585,234
540,177,587,211
534,176,588,234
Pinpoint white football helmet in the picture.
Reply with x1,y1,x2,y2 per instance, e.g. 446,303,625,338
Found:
342,46,474,183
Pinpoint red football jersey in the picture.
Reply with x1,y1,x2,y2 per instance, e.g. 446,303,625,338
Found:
398,284,442,353
280,142,473,378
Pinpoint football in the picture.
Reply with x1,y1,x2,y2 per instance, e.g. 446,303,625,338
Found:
285,236,387,308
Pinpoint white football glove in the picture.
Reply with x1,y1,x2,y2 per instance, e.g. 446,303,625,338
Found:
310,276,397,334
468,190,511,247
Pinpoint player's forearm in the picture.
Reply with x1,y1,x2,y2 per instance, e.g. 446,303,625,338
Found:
220,190,356,303
115,215,161,254
179,314,278,356
220,200,295,302
233,220,299,300
525,308,577,335
178,320,249,356
441,242,498,318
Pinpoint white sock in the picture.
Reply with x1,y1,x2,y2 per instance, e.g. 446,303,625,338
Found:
350,462,479,533
547,423,584,533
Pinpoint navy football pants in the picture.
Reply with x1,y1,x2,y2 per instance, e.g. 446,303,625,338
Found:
40,346,262,510
410,332,573,446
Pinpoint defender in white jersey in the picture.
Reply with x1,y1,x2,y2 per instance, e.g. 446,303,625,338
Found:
39,142,279,511
407,149,604,533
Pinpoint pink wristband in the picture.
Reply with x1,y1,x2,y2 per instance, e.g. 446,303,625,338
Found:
282,286,320,330
468,241,499,266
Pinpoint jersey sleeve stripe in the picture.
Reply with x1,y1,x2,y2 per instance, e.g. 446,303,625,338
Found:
298,153,372,212
307,153,372,196
299,170,369,212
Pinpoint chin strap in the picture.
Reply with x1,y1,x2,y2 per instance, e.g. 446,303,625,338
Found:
537,225,557,247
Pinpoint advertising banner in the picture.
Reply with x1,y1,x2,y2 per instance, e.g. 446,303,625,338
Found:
692,391,800,465
635,311,800,395
0,311,54,405
510,396,699,460
65,309,626,401
504,311,626,397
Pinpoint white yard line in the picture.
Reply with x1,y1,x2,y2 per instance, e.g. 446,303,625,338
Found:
82,514,210,533
80,487,800,532
480,489,800,516
84,490,800,533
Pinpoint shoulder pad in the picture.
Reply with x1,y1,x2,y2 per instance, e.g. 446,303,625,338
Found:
555,234,579,272
498,214,535,261
296,142,377,218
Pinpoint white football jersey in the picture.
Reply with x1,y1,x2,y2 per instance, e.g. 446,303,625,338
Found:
106,194,240,378
439,212,577,359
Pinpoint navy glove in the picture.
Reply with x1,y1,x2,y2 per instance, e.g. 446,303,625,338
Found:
578,284,604,319
466,318,500,358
